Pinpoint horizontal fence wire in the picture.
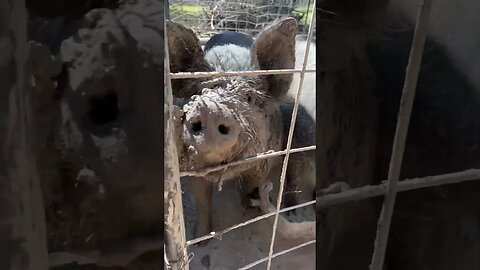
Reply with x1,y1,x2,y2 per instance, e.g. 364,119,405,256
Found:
180,145,316,177
317,169,480,210
169,69,316,79
238,240,316,270
186,199,316,246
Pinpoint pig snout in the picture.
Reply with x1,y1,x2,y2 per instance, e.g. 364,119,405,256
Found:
183,97,241,163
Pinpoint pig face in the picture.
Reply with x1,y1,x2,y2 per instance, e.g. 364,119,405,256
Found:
167,18,298,183
42,0,165,250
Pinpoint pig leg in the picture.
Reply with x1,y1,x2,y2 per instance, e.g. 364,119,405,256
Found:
250,181,316,242
188,177,213,241
283,155,306,208
238,174,264,209
284,167,301,208
284,154,316,208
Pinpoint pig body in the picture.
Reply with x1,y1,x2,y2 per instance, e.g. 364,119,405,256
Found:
367,15,480,270
316,0,480,269
204,31,254,52
282,38,317,207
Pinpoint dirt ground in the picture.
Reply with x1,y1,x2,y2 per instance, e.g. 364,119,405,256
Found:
182,176,316,270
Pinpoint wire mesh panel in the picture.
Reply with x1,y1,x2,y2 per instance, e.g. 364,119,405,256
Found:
169,0,314,39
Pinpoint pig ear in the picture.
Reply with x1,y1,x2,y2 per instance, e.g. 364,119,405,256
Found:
251,17,297,98
166,21,211,73
166,21,213,97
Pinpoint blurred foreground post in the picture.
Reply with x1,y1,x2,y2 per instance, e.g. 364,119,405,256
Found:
0,0,49,269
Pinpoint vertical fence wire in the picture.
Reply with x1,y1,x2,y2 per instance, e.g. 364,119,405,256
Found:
369,0,433,269
164,9,190,270
265,1,317,269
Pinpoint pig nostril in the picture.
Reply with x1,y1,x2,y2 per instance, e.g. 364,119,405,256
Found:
192,121,202,133
218,124,229,135
87,91,119,126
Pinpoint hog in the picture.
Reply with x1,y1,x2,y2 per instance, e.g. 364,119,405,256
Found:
167,18,317,240
367,2,480,269
24,0,165,268
316,0,480,269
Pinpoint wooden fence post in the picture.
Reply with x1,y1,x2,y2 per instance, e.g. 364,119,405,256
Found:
164,11,190,270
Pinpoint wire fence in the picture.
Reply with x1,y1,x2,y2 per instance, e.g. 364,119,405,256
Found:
164,0,480,269
168,0,314,40
164,0,317,268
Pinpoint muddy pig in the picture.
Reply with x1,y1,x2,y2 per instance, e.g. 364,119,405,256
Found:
25,0,165,268
168,18,316,239
205,32,317,211
315,0,480,269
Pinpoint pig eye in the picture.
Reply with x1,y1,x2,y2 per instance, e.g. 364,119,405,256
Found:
191,121,202,132
247,96,252,102
87,91,119,125
218,124,229,135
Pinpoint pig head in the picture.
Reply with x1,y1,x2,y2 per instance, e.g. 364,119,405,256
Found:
35,0,165,264
168,18,297,183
